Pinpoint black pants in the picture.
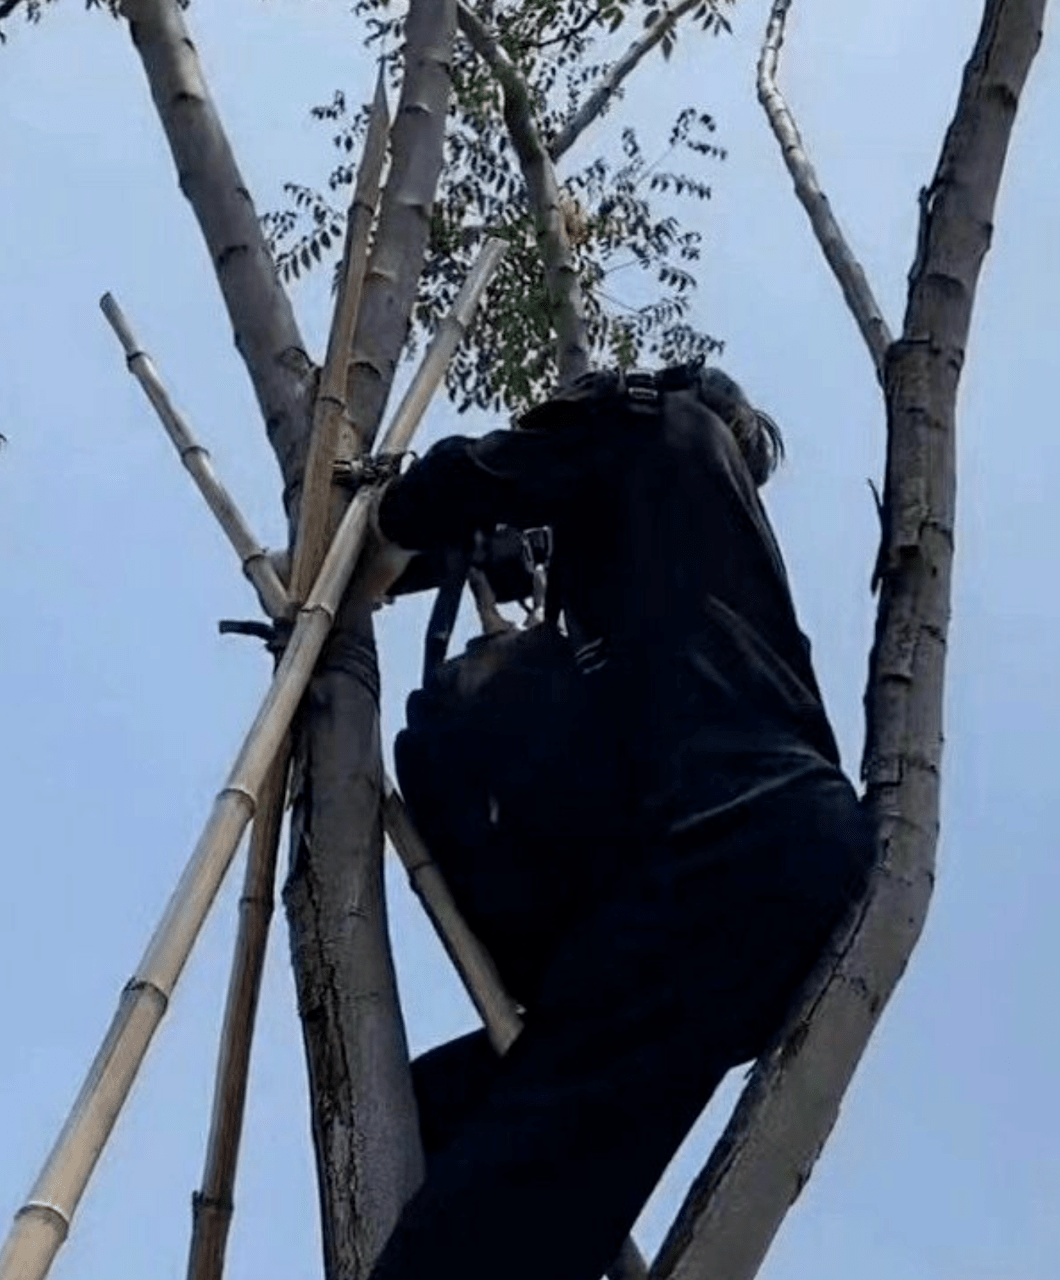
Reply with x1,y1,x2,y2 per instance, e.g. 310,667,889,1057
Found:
372,776,874,1280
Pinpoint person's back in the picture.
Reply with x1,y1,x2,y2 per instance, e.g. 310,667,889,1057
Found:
385,368,844,838
532,377,842,824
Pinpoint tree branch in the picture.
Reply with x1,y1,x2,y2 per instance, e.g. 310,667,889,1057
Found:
457,1,590,383
345,2,459,452
651,3,1045,1278
549,0,702,162
756,0,893,380
121,0,315,502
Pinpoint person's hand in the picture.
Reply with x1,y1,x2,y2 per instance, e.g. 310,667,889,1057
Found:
349,485,415,607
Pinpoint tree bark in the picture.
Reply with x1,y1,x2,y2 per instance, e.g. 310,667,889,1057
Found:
282,6,457,1279
121,0,315,501
650,4,1046,1278
344,1,459,456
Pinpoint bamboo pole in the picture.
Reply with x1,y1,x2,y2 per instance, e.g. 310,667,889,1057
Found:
185,77,391,1280
289,69,390,603
382,776,522,1053
0,238,507,1280
185,748,288,1280
99,292,290,621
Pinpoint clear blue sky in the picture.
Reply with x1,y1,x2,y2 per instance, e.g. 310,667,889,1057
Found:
1,2,1057,1277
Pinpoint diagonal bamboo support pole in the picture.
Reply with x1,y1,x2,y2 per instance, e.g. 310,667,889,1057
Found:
382,776,522,1053
0,486,376,1280
99,293,291,621
185,75,391,1280
0,239,507,1280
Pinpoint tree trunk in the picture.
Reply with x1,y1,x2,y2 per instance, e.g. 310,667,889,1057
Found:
121,0,314,500
650,3,1047,1278
282,5,457,1278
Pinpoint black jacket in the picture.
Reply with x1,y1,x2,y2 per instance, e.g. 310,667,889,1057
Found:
380,381,844,836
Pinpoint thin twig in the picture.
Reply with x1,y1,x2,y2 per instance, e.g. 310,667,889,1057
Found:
549,0,702,161
457,2,590,383
757,0,893,379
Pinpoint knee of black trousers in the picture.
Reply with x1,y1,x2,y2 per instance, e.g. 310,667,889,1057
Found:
411,1028,500,1160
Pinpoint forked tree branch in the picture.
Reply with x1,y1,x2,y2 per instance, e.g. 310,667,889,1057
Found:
457,1,591,383
757,0,893,379
549,0,703,161
651,4,1045,1279
121,0,315,502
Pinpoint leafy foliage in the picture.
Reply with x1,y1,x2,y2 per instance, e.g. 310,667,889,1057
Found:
265,0,734,413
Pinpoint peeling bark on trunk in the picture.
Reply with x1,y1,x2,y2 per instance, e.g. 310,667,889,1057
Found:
283,5,457,1278
122,0,315,499
650,4,1046,1278
284,602,421,1280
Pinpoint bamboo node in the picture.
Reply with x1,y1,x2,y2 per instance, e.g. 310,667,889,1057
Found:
17,1203,69,1235
191,1190,233,1214
218,784,257,816
123,977,170,1013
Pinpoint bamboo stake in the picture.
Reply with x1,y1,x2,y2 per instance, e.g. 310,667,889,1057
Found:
185,77,392,1280
186,748,287,1280
289,69,390,602
99,292,290,620
0,239,507,1280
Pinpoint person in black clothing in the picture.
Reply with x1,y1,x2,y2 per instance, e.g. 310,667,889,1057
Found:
358,365,874,1280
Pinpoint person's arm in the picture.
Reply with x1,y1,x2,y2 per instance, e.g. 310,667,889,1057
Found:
377,424,590,552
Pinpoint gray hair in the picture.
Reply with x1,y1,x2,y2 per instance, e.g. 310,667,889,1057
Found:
697,367,784,487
